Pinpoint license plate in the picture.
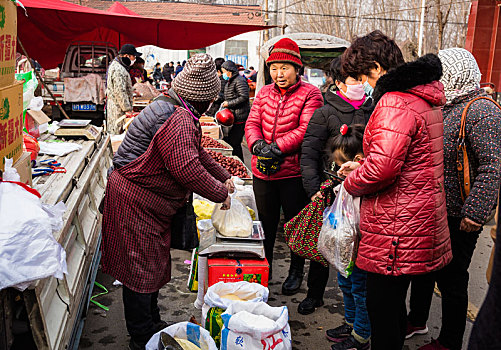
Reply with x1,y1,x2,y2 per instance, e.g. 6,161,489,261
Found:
72,103,96,111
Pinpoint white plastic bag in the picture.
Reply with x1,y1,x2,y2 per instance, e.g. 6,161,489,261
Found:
317,183,360,278
146,322,217,350
211,193,252,237
220,301,292,350
202,281,269,324
0,181,67,291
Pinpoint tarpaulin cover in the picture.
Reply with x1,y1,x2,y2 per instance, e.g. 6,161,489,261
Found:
17,0,271,69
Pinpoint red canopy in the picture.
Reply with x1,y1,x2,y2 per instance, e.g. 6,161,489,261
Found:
107,1,140,16
17,0,270,68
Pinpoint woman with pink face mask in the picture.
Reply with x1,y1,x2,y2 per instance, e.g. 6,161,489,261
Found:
298,57,374,319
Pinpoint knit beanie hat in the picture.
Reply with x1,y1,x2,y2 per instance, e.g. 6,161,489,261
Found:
172,54,221,102
438,48,481,105
222,60,238,73
266,38,303,68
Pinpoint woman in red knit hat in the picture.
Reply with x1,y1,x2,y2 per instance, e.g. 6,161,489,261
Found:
245,38,324,295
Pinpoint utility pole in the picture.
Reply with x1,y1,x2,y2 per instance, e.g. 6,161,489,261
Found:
264,0,269,42
281,0,287,35
418,0,426,56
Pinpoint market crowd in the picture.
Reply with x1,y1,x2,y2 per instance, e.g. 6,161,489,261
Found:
102,31,501,350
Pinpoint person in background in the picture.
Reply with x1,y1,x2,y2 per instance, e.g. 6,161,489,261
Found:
106,43,141,134
206,57,226,117
221,60,250,161
299,57,372,318
248,66,258,82
129,57,149,85
325,124,371,350
102,54,233,350
338,31,452,350
407,48,501,350
162,61,174,83
245,38,323,296
175,61,183,76
152,63,163,89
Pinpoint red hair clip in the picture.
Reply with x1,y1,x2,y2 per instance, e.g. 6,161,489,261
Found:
340,124,348,136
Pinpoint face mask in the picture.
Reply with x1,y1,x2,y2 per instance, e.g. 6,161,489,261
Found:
343,83,365,101
322,77,327,85
130,58,136,66
363,78,374,97
222,74,230,81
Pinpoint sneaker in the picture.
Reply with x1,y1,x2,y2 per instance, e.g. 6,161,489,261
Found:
331,335,370,350
326,323,353,342
297,297,324,315
418,339,450,350
405,321,429,339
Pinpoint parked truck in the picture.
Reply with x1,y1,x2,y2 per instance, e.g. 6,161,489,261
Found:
42,41,118,124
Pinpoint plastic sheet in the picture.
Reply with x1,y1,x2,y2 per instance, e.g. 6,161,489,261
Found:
0,180,67,291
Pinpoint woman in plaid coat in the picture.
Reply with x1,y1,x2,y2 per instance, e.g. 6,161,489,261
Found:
102,54,232,350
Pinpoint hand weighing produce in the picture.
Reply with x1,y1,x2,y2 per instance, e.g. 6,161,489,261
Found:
206,150,249,178
211,195,253,237
201,136,229,149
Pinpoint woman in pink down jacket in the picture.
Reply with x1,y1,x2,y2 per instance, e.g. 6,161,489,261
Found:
245,38,323,295
338,31,452,350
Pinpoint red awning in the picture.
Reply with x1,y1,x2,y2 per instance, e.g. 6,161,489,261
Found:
107,1,140,16
17,0,270,68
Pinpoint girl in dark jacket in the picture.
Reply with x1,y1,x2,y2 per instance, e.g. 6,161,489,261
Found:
298,57,373,316
408,48,501,350
221,60,250,161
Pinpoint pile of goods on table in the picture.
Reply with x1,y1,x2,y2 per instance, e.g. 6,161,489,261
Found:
206,150,249,179
200,136,229,149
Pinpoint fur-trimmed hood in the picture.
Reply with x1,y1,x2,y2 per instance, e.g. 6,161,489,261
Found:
373,53,446,106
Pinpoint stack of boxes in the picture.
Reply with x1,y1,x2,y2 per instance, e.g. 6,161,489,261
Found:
0,0,31,185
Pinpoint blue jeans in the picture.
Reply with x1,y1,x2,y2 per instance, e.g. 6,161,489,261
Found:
338,266,371,341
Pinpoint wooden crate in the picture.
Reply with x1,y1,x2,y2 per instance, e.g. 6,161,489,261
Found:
200,116,216,123
204,138,233,156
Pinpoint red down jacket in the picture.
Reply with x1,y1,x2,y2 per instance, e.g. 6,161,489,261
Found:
344,63,452,276
245,79,323,180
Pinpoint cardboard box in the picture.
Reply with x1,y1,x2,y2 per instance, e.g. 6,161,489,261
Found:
0,0,17,87
0,82,24,171
12,151,32,186
26,110,50,139
201,124,222,139
208,258,269,287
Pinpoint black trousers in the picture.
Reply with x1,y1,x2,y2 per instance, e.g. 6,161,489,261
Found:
366,272,435,350
307,261,330,300
253,177,309,273
408,216,481,350
122,286,161,343
224,123,245,162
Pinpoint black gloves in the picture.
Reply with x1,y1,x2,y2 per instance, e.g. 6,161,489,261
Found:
252,139,268,156
256,142,283,175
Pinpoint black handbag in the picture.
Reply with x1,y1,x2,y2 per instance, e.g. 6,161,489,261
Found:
171,194,199,251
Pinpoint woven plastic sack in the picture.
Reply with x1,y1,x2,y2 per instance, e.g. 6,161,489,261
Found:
146,321,217,350
317,183,360,277
220,301,292,350
283,180,335,266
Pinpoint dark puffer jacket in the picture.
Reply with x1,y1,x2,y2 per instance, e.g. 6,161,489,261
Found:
301,86,373,198
344,54,452,276
224,74,250,124
114,90,183,169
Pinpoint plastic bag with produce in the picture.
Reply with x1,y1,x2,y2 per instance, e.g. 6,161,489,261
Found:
211,193,252,237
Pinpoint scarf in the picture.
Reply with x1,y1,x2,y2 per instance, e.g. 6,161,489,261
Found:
438,48,481,105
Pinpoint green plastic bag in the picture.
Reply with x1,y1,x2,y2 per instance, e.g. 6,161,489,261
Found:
15,70,38,111
205,307,225,347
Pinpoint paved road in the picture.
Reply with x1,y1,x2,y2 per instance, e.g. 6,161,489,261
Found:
81,144,493,349
79,220,493,350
